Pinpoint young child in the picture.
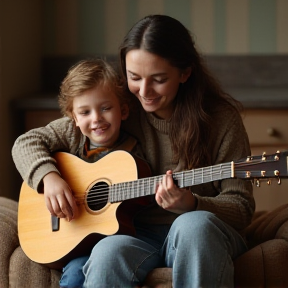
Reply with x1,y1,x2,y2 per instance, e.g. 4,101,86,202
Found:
34,59,146,221
16,58,147,287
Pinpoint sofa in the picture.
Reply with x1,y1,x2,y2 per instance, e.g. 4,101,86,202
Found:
1,196,288,288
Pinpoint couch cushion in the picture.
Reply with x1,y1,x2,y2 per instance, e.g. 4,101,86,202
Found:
244,204,288,248
0,197,19,287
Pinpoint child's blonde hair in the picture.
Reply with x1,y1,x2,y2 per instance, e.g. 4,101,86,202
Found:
59,58,127,118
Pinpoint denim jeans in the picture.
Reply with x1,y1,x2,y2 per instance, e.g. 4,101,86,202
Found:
60,211,247,288
59,256,89,288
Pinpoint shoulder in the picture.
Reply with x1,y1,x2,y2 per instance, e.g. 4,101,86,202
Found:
46,116,75,130
210,103,250,162
211,103,244,135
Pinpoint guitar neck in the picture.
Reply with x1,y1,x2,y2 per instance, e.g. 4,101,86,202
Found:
109,162,233,203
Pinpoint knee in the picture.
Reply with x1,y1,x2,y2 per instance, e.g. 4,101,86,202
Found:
171,211,221,237
90,235,135,259
174,210,216,227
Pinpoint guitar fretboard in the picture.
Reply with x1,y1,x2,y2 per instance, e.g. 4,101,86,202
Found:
109,162,233,203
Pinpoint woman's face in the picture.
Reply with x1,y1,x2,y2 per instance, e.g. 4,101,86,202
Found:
126,49,190,120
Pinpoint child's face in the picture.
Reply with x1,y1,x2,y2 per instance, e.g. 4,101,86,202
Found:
72,85,129,147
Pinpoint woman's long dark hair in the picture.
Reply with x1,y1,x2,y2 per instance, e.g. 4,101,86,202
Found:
119,15,241,169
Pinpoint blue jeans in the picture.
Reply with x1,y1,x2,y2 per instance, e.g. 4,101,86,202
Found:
59,256,89,288
60,211,247,288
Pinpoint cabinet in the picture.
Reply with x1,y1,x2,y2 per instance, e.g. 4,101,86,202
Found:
242,109,288,211
25,110,62,131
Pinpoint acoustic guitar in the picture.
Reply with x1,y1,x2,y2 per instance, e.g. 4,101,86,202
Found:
18,150,288,269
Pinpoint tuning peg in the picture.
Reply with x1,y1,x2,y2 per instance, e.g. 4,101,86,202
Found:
267,180,271,185
274,170,280,176
261,171,266,177
246,156,252,162
273,150,281,160
262,152,266,160
278,178,281,185
256,179,260,187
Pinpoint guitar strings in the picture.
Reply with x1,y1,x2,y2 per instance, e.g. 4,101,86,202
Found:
74,165,233,206
74,159,271,206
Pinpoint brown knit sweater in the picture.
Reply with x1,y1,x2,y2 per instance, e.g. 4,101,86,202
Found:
12,104,254,231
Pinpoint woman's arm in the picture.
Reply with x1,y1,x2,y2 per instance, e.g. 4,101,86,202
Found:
194,106,255,231
156,106,255,231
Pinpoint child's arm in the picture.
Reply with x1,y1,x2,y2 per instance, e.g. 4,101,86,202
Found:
12,117,82,219
12,117,82,191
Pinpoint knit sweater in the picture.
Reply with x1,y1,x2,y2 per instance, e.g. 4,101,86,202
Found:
12,103,255,231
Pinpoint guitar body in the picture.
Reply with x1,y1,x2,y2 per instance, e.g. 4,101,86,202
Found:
18,151,151,269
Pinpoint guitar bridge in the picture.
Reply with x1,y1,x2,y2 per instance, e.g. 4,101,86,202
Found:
51,215,60,231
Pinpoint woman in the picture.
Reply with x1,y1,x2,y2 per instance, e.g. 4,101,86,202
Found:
12,15,254,288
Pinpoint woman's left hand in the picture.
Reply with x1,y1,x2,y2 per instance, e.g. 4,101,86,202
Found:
155,170,197,214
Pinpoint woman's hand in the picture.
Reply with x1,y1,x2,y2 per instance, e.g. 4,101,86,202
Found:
43,172,78,221
155,170,197,214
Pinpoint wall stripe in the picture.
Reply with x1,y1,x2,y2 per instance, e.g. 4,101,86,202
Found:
137,0,164,20
226,0,249,54
55,0,78,55
79,0,105,55
164,0,192,30
42,0,288,56
190,0,215,54
126,0,139,33
249,0,277,54
276,0,288,53
214,0,226,54
104,0,128,55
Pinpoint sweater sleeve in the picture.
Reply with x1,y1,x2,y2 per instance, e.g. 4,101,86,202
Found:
11,117,83,191
194,106,255,231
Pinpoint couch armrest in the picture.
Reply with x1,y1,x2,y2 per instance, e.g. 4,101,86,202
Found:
0,197,19,287
244,204,288,248
234,239,288,287
0,197,61,288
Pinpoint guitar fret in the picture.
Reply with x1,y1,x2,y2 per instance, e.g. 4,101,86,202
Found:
110,162,234,203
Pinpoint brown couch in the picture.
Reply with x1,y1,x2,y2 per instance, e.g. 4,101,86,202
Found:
1,196,288,288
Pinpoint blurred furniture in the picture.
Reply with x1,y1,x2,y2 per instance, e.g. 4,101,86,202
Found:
242,109,288,211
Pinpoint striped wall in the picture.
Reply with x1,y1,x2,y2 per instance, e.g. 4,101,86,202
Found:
43,0,288,56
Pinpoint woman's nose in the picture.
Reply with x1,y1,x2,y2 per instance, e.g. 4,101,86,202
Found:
139,80,150,98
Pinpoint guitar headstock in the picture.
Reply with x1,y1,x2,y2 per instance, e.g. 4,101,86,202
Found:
234,150,288,186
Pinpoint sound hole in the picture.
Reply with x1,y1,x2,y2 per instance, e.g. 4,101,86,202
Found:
86,181,109,211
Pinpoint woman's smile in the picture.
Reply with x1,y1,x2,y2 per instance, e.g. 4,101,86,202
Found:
140,95,163,105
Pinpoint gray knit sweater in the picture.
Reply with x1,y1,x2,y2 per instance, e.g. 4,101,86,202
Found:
12,104,255,231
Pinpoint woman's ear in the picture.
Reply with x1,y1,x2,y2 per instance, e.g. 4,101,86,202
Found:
121,104,129,120
180,67,192,83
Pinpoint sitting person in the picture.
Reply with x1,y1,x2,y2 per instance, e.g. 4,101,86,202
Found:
12,15,255,288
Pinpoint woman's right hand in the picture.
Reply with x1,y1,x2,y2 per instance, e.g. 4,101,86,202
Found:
43,172,78,221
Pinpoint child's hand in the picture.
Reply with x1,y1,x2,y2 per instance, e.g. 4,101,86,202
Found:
43,172,78,221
